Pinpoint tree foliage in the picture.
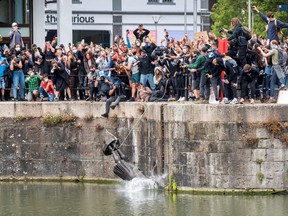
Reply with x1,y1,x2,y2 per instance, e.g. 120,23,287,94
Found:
211,0,288,38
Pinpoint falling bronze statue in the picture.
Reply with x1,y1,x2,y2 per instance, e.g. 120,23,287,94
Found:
103,138,146,181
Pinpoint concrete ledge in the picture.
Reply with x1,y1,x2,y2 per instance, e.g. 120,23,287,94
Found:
0,176,120,184
0,102,287,123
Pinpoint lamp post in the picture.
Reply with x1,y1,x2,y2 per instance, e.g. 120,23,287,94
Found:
248,0,251,29
152,15,162,44
184,0,187,34
193,0,197,38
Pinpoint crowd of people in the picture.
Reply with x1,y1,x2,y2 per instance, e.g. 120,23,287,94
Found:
1,6,288,116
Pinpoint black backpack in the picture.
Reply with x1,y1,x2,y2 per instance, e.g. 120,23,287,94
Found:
241,26,252,40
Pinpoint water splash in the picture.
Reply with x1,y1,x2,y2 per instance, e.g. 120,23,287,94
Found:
121,177,158,192
117,173,168,192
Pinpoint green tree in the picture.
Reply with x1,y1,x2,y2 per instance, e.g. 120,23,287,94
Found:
211,0,288,38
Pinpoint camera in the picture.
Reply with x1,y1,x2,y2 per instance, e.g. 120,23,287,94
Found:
218,28,224,33
100,76,105,81
15,58,21,64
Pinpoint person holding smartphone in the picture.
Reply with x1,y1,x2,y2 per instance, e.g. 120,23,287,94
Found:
252,6,288,43
10,55,25,101
43,41,55,75
9,22,24,49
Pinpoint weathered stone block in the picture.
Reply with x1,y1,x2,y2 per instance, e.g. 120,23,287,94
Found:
256,127,271,139
251,149,267,162
208,153,232,175
266,149,285,162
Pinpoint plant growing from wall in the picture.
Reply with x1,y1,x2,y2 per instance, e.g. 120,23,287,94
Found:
42,113,77,127
83,114,93,122
166,175,177,192
110,114,118,123
256,171,265,183
256,158,263,165
280,133,288,147
137,105,145,114
15,116,29,122
262,118,283,136
244,136,259,148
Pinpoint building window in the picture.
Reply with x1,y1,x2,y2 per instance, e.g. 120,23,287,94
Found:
72,0,83,3
148,0,174,4
113,0,122,11
201,0,209,10
148,0,159,3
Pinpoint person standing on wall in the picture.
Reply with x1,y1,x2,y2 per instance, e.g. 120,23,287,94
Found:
9,22,24,49
222,18,249,68
252,6,288,43
133,24,150,42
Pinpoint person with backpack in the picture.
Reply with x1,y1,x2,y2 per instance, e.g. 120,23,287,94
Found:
252,6,288,43
222,18,250,68
257,40,285,103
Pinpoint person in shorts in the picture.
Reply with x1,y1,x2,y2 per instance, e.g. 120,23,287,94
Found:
121,52,140,101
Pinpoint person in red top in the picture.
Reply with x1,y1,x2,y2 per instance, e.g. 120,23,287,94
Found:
39,74,55,101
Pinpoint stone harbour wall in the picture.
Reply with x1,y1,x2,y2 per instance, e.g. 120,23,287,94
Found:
0,102,287,190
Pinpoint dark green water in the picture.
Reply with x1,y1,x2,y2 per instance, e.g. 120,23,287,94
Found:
0,182,287,216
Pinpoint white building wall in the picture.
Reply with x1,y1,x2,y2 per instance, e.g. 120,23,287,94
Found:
39,0,208,46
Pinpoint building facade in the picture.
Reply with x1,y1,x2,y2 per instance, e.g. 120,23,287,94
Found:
0,0,211,48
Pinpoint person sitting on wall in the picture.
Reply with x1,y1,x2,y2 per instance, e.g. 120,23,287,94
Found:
101,78,127,118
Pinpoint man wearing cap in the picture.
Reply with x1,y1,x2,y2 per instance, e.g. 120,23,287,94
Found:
133,24,150,42
9,22,24,49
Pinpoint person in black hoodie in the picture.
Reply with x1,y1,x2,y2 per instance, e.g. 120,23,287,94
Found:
237,64,259,104
223,18,249,68
133,24,150,42
211,57,239,104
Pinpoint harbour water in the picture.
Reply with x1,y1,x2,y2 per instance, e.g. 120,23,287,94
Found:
0,181,287,216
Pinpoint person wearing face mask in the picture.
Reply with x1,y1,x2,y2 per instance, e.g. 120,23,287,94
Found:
9,22,24,49
257,40,286,103
142,37,157,58
39,74,55,102
25,70,41,101
252,6,288,43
